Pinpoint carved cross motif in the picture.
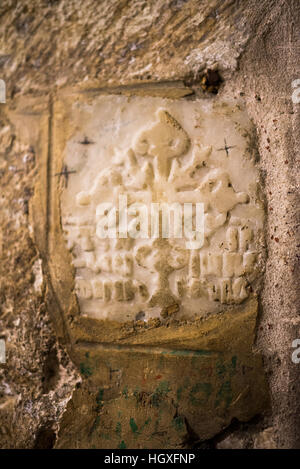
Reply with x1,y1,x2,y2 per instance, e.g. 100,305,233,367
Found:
55,165,76,187
217,138,236,156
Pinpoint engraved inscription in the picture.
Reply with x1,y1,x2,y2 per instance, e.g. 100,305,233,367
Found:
61,96,264,321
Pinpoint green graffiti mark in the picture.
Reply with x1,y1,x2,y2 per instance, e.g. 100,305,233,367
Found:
216,357,238,379
173,416,185,432
176,378,190,404
79,362,92,377
157,381,170,394
215,380,233,408
129,417,139,434
115,421,121,437
85,352,90,358
230,356,237,375
140,417,151,433
122,385,129,399
133,386,141,398
118,440,126,449
216,359,226,377
128,416,151,436
151,381,170,407
176,386,183,402
96,388,104,410
189,382,212,406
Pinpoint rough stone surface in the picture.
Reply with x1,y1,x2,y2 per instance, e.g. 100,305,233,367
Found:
0,0,299,449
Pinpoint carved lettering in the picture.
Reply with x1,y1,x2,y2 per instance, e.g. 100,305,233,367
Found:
61,98,264,321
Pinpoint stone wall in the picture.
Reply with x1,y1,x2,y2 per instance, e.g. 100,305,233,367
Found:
0,0,299,449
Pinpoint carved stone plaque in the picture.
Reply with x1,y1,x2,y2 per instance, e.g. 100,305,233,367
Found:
60,96,264,322
16,90,268,448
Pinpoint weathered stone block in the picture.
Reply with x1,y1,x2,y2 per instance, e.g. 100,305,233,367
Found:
23,87,269,447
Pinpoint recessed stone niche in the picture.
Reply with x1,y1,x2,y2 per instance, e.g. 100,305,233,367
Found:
60,95,264,322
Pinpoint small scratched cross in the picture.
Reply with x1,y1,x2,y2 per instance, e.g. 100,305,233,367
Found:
217,138,236,156
78,136,95,145
54,165,76,187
